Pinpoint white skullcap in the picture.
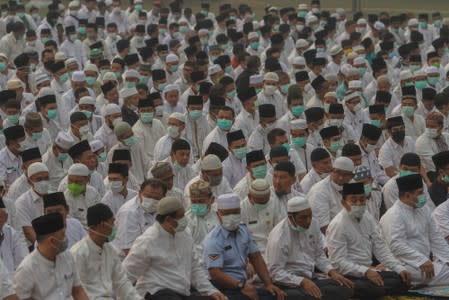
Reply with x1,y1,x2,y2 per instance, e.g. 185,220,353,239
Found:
124,69,139,79
316,52,327,59
35,72,51,85
348,80,362,89
55,132,74,150
102,72,116,82
400,70,413,81
68,163,89,177
287,195,310,213
200,154,222,171
336,8,345,14
425,66,439,74
89,140,104,153
296,39,309,48
65,58,78,67
37,87,54,98
414,70,426,77
54,52,66,61
84,63,99,73
248,32,258,40
353,57,365,65
324,91,337,99
306,15,318,25
102,103,121,116
72,71,85,82
353,45,364,52
290,119,308,130
216,193,240,210
298,3,308,10
250,74,264,84
7,79,24,90
340,64,353,77
119,87,138,99
374,21,385,31
347,67,360,77
346,52,358,60
268,6,278,12
324,74,338,82
169,112,185,123
165,53,179,63
333,156,355,173
344,91,360,102
264,72,279,82
163,83,179,93
443,18,449,26
357,18,367,25
105,0,113,6
209,64,223,75
198,28,208,35
0,53,7,60
28,162,48,177
408,18,418,26
249,179,270,196
330,45,343,56
68,1,79,8
293,56,306,65
79,96,95,106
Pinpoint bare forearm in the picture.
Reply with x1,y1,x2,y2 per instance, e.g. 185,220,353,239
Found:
250,252,272,286
209,268,241,290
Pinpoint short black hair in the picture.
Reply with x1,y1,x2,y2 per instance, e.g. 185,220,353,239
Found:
267,128,286,145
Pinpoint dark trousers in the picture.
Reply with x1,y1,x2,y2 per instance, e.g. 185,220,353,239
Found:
222,288,279,300
279,279,354,300
347,271,408,300
145,289,213,300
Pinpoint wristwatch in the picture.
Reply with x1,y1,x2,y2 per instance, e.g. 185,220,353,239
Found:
237,280,246,290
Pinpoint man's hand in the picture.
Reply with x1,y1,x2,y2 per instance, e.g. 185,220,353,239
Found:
241,283,259,300
365,269,384,286
399,270,412,286
328,270,354,288
420,260,435,279
300,278,321,298
211,292,228,300
247,262,255,280
264,284,286,300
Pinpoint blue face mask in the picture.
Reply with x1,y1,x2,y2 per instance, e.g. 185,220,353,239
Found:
82,110,92,119
58,152,69,162
140,112,154,123
254,202,269,212
282,142,290,152
291,105,304,117
233,146,247,160
158,82,167,91
217,118,232,131
251,164,267,179
7,114,19,124
364,184,372,197
124,135,137,146
416,193,427,208
191,203,208,216
32,131,43,141
189,110,202,121
126,81,136,89
292,136,306,148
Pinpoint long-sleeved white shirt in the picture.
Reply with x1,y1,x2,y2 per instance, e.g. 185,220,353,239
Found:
101,189,137,216
326,209,406,277
223,154,246,189
234,109,259,140
63,185,101,227
0,224,28,278
42,147,72,192
184,114,211,159
132,118,166,163
415,131,449,172
123,222,218,297
70,236,142,300
266,218,333,286
432,200,449,240
378,136,416,173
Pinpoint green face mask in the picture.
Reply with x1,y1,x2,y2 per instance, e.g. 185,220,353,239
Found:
108,227,117,242
291,105,304,117
251,164,267,179
443,175,449,183
191,203,208,217
330,140,340,152
292,136,306,148
68,182,85,196
370,119,382,128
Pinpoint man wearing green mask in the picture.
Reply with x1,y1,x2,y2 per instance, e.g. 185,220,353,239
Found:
234,150,267,200
266,196,354,300
319,125,342,159
79,96,102,135
185,180,219,251
223,130,247,188
290,119,314,174
220,76,242,115
23,112,52,156
380,173,449,287
0,21,25,61
71,203,141,299
43,132,74,193
184,95,211,160
395,86,425,140
37,91,61,140
49,60,70,98
241,178,284,259
277,85,305,132
169,139,195,191
203,106,235,155
64,163,100,227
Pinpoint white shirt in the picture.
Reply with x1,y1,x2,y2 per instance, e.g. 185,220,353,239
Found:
380,200,449,283
42,147,72,192
66,217,86,248
184,175,232,207
184,114,211,159
15,189,44,232
248,125,270,155
0,32,26,61
123,222,218,297
416,131,449,172
164,157,196,192
291,143,315,174
70,236,142,300
223,154,247,189
378,136,416,173
114,196,155,254
202,126,229,156
234,109,259,139
64,185,101,227
14,249,81,300
266,218,333,286
299,168,324,194
23,129,52,156
132,119,166,164
308,176,343,229
101,189,137,216
0,258,14,298
326,209,406,277
0,147,22,188
241,196,285,257
107,142,149,184
257,90,287,120
94,123,119,153
433,200,449,239
185,204,219,253
343,107,368,139
5,174,30,203
0,224,28,278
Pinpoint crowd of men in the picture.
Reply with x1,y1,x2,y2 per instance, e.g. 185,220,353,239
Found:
1,0,449,299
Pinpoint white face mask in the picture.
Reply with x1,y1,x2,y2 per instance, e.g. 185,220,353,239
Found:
155,106,164,117
324,103,331,113
175,216,188,232
330,180,343,192
264,85,277,96
365,143,377,153
328,119,343,127
263,122,276,133
141,196,158,214
167,125,179,138
353,103,363,112
221,214,241,231
34,180,49,195
109,180,123,193
425,127,439,139
18,140,27,152
108,32,117,40
112,117,122,127
296,24,304,31
79,124,90,135
349,204,366,219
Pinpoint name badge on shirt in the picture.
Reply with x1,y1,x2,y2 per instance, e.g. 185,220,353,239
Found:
249,220,257,225
224,245,232,251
